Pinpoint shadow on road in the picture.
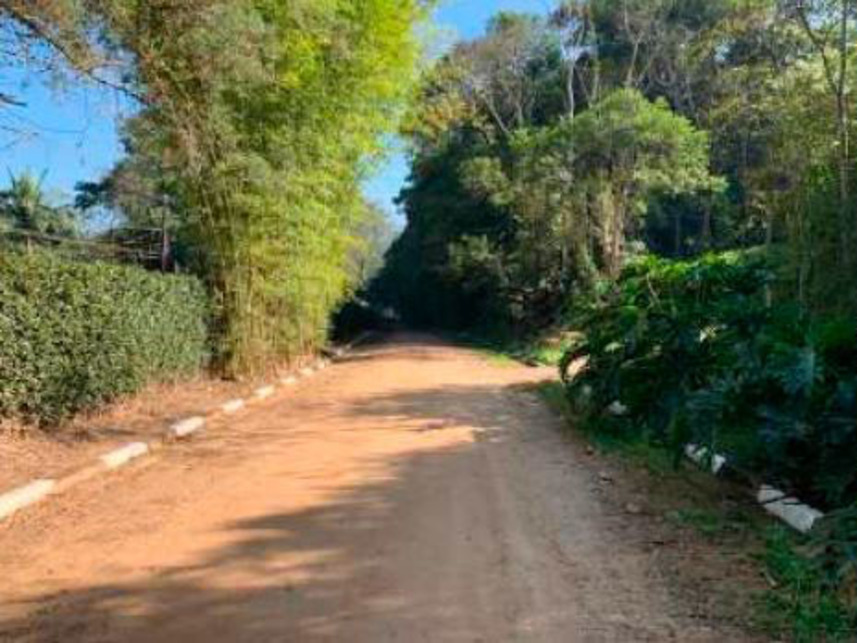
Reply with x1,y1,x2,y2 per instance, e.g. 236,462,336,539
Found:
0,379,552,642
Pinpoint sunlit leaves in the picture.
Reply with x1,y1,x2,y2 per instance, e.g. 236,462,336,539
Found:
75,0,426,373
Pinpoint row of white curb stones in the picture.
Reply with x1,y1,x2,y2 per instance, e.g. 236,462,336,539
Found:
598,393,827,534
684,443,825,534
0,336,368,523
757,485,825,534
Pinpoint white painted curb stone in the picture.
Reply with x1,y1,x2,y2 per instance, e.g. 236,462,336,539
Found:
685,444,727,475
0,479,56,521
0,346,355,522
171,416,206,438
100,443,149,470
758,485,824,534
222,399,245,414
254,385,275,400
682,445,825,533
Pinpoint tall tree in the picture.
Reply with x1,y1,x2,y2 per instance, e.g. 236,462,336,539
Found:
63,0,429,373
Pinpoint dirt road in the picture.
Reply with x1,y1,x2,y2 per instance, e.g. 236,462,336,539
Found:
0,334,752,642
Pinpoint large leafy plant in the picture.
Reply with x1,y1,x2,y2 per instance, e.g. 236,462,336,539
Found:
562,252,857,510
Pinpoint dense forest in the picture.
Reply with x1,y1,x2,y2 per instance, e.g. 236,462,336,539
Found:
375,0,857,332
368,1,857,634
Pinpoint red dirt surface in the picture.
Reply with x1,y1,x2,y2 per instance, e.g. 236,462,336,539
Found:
0,334,763,642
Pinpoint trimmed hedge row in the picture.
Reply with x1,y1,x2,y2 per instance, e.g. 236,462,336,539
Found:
0,251,210,424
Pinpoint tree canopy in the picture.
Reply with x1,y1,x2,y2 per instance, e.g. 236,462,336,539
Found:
374,1,857,336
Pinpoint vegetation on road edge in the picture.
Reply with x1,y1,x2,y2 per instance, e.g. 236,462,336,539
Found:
1,1,427,376
538,380,857,641
365,4,857,639
0,250,209,424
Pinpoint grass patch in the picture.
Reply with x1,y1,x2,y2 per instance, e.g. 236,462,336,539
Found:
521,343,567,366
451,330,578,367
759,527,856,642
473,348,520,368
665,507,750,538
537,381,674,475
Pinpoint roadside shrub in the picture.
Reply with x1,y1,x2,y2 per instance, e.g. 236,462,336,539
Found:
0,250,210,424
561,252,857,511
562,251,857,636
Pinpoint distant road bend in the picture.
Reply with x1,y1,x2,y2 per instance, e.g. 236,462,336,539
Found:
0,333,752,642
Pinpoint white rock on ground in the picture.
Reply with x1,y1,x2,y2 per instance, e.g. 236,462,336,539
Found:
684,444,727,475
222,399,246,414
254,386,275,400
607,400,628,416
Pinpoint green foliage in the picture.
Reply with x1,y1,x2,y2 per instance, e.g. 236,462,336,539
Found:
377,84,719,337
0,171,79,238
372,13,567,336
376,0,857,342
59,0,428,375
762,526,856,641
562,251,857,510
570,89,722,196
527,89,723,278
0,250,209,424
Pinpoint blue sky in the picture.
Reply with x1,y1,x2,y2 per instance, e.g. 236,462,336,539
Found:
0,66,134,203
0,0,552,215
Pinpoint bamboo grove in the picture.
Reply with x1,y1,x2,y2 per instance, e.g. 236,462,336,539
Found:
0,0,427,375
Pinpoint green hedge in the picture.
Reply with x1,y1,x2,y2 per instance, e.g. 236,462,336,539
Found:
0,251,210,424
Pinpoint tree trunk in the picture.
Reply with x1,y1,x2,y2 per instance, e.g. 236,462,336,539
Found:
674,210,682,257
701,195,712,250
837,0,851,270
